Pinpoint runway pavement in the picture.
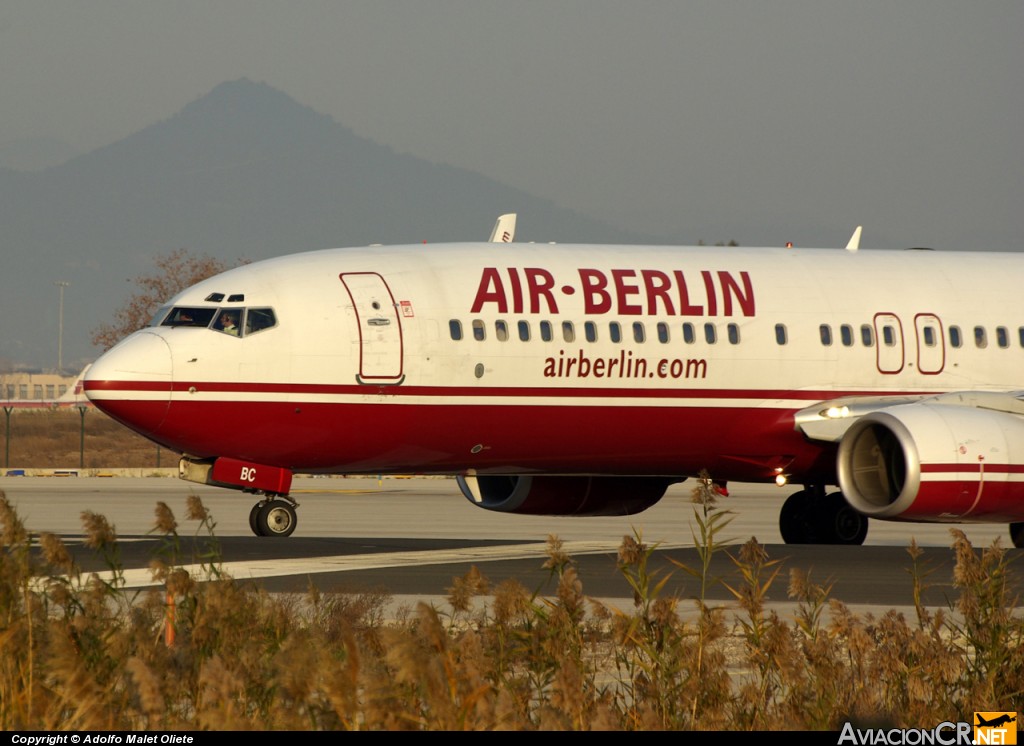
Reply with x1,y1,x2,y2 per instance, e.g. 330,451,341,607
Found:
0,475,1019,618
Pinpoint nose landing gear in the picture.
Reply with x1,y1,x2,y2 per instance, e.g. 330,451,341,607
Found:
249,496,299,537
178,457,299,537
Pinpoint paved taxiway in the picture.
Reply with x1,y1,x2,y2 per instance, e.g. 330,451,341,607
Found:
0,475,1019,616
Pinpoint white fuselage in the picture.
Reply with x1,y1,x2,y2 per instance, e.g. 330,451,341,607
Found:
83,242,1024,529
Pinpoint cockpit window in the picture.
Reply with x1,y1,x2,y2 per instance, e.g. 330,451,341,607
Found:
215,309,242,336
150,306,172,326
245,308,277,335
161,307,218,327
159,306,276,336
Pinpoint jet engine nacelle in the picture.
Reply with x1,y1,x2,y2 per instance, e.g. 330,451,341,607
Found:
456,474,673,516
837,403,1024,523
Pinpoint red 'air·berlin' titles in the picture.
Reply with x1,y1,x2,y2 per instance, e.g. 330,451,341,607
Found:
469,267,756,317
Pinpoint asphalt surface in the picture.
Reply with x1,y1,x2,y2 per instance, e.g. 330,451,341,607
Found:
1,475,1019,617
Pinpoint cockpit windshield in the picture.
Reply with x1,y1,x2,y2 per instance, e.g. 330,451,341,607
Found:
245,308,277,334
161,307,218,327
158,306,277,337
215,309,241,335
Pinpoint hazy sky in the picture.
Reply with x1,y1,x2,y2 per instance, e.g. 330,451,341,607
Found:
1,1,1022,250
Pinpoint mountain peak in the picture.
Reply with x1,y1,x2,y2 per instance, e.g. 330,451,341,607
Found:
0,79,655,368
65,79,358,180
173,78,343,139
182,78,312,118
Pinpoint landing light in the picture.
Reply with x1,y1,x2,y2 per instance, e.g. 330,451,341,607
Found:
824,405,851,419
775,473,788,487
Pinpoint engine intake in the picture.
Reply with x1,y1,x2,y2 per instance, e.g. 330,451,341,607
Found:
837,403,1024,523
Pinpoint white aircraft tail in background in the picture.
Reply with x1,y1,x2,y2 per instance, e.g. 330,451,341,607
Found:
846,226,863,251
489,213,516,243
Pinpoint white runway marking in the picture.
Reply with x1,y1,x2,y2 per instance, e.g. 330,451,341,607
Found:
85,539,682,589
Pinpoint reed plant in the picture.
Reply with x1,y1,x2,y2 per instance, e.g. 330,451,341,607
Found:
0,484,1021,731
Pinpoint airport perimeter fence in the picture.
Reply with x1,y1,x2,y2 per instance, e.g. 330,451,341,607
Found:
1,405,167,473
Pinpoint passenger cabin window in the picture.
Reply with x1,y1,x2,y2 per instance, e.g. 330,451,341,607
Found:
974,326,987,349
584,321,598,343
518,320,530,341
609,322,622,343
540,321,553,342
840,325,853,347
704,323,717,344
472,319,486,341
861,325,874,347
449,320,463,340
683,323,696,344
562,321,575,342
633,322,646,343
949,326,962,348
727,323,740,345
820,324,833,346
996,326,1009,348
1019,327,1024,348
775,324,788,345
657,322,669,343
495,320,509,342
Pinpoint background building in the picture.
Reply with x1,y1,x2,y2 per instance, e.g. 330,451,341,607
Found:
0,368,90,408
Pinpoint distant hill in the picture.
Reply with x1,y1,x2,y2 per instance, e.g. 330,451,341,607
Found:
0,137,81,171
0,79,659,370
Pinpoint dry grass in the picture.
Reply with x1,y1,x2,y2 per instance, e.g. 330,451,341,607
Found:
1,479,1022,731
1,408,165,470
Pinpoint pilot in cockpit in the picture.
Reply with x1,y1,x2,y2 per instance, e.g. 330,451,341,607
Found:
217,311,240,336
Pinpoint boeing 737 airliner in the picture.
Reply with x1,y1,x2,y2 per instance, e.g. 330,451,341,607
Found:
83,240,1024,545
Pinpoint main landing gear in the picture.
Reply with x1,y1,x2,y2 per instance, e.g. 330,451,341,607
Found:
779,486,868,545
248,495,299,537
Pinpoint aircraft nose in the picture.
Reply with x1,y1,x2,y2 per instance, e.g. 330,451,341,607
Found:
84,331,173,439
